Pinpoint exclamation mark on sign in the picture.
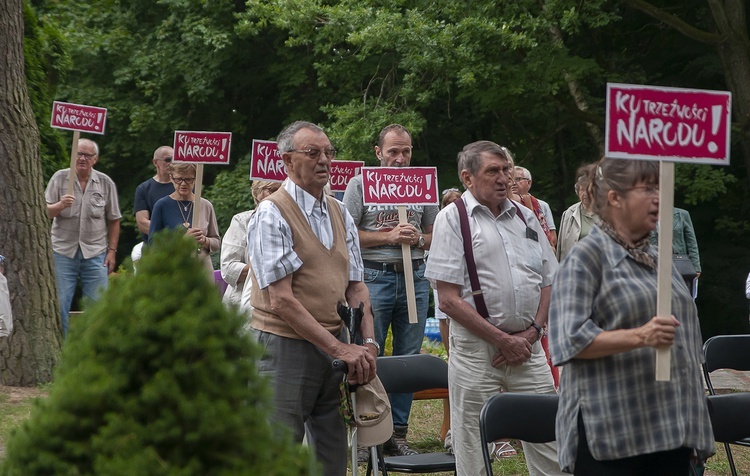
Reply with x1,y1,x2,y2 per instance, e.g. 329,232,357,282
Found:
96,113,103,131
221,138,227,160
425,174,433,201
708,105,722,154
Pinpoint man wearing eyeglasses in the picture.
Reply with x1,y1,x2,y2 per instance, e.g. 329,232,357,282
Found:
247,121,377,476
342,124,439,458
45,138,121,337
134,145,175,242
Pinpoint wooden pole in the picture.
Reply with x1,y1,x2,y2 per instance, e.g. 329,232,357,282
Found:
192,164,204,227
655,161,675,381
66,131,80,196
398,205,418,324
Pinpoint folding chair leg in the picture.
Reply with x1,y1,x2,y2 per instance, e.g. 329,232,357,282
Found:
725,442,738,476
370,447,379,476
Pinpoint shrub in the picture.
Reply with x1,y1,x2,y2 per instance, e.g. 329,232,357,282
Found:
2,231,317,475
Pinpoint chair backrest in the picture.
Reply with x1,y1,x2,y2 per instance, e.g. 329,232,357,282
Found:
708,393,750,442
376,354,448,394
703,335,750,373
479,393,558,445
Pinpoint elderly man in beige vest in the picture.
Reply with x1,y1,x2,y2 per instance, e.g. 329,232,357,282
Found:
247,121,378,476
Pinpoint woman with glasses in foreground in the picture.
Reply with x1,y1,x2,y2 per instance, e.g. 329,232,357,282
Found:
149,162,221,276
548,158,714,475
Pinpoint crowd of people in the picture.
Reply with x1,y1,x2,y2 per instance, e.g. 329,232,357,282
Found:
41,124,712,475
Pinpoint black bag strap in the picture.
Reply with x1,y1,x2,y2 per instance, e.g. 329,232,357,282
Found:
453,199,490,319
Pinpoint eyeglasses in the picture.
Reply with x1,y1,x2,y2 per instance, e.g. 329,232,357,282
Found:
172,177,196,185
629,185,660,196
159,157,173,163
514,177,530,182
289,148,337,160
77,152,96,160
442,188,460,195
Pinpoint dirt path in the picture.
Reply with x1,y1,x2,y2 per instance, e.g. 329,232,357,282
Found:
0,385,47,403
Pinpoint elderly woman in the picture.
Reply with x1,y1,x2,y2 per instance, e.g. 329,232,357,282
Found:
149,162,221,276
548,158,714,475
220,180,280,308
556,164,596,261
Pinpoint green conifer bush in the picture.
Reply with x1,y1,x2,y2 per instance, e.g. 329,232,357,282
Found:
2,231,317,475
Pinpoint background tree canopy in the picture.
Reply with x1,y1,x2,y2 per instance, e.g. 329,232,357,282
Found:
27,0,750,336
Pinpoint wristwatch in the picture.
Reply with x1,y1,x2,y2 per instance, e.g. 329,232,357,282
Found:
530,322,543,339
363,338,381,354
417,234,425,248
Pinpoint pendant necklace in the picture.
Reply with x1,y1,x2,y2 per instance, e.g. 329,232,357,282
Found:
178,200,193,228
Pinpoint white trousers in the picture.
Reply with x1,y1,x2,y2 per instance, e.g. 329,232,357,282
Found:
449,321,566,476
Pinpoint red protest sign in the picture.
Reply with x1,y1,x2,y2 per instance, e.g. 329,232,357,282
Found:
330,160,364,192
50,101,107,134
173,131,232,164
250,140,286,182
362,167,439,206
605,83,731,165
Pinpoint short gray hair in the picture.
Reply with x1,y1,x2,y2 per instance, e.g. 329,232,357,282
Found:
457,141,511,179
515,166,531,181
277,121,325,153
79,138,99,156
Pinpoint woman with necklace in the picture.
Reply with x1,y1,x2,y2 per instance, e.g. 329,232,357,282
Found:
149,162,221,276
548,158,713,475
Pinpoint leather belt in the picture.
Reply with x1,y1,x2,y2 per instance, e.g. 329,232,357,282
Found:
362,259,424,274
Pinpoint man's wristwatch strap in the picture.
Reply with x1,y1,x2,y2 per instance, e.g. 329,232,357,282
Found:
530,322,543,338
363,338,380,353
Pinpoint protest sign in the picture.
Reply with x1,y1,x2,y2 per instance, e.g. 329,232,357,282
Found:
50,101,107,134
173,131,232,165
330,160,364,192
50,101,109,195
606,83,731,164
362,166,439,322
173,131,232,226
361,167,439,207
605,83,732,381
250,140,285,182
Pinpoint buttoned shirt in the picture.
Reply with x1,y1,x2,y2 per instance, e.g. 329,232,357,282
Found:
220,210,254,306
425,192,557,332
549,226,714,472
45,168,122,259
246,179,363,291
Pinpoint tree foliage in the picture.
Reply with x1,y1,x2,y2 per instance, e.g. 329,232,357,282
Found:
35,0,750,337
1,231,317,475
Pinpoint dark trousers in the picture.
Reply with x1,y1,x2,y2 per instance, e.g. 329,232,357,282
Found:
574,413,691,476
253,329,348,476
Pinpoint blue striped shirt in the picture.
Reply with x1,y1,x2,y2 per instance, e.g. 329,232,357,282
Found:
247,179,364,290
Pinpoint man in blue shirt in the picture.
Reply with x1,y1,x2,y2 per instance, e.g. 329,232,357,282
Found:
134,146,174,241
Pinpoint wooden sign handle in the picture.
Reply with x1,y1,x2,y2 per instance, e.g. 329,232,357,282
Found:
655,161,675,381
66,131,80,196
398,206,418,324
192,164,204,227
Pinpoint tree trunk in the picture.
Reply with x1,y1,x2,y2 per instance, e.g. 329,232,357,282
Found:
0,0,62,385
707,0,750,188
626,0,750,187
547,24,605,157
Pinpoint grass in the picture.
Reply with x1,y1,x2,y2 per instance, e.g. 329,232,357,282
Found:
0,386,47,458
3,340,750,475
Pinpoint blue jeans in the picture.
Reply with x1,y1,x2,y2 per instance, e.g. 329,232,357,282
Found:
53,249,108,336
364,261,429,427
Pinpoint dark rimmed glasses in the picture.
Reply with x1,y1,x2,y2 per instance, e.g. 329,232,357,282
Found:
290,148,338,160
